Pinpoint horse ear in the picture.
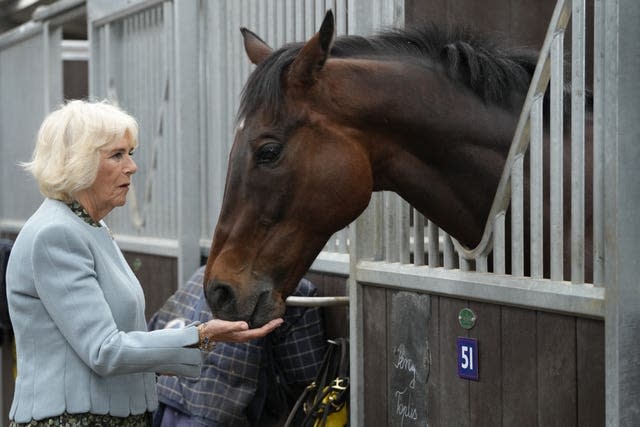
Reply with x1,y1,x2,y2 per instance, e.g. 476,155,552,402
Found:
288,10,335,86
241,27,273,65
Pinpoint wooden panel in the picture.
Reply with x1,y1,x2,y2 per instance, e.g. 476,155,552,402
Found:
388,291,432,427
576,318,605,426
537,312,577,425
438,297,469,425
363,286,388,426
425,295,440,426
468,301,502,426
122,251,178,321
360,290,605,425
502,306,538,426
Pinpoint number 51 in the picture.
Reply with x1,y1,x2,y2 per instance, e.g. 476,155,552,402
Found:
456,337,479,380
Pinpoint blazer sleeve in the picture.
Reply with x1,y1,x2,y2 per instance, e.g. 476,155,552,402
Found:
31,222,202,378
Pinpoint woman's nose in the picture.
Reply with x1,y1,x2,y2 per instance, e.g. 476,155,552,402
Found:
125,157,138,175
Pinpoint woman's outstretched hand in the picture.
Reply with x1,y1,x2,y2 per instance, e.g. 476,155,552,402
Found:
201,318,283,343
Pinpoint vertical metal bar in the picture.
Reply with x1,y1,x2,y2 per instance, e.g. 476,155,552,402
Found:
338,228,348,253
427,221,439,267
604,1,640,422
398,199,410,264
475,255,488,273
42,22,50,111
550,31,565,281
571,0,586,284
413,208,425,266
384,192,399,262
530,96,544,278
511,155,525,276
348,216,364,427
285,0,295,41
459,254,470,272
295,0,305,39
335,0,348,35
592,0,605,286
174,0,201,285
442,232,455,269
493,212,506,274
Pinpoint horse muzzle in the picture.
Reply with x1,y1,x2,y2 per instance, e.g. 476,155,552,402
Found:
205,279,285,328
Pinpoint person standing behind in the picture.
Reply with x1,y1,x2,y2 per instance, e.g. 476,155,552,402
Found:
6,100,282,427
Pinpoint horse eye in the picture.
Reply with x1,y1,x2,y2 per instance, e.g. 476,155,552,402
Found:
256,142,283,165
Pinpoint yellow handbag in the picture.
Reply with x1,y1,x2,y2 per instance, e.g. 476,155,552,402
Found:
285,338,350,427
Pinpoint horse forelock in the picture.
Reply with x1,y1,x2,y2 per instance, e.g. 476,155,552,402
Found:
237,24,545,122
238,44,303,125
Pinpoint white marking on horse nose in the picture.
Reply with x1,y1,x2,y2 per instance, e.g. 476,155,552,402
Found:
237,118,245,131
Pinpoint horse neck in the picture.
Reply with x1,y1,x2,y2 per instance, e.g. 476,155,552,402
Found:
327,58,522,247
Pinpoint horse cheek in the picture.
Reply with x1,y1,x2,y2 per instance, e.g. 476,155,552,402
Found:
324,155,373,229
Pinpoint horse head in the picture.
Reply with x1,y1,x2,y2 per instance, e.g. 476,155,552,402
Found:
204,11,373,327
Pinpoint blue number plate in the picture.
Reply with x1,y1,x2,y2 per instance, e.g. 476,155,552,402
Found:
457,337,479,381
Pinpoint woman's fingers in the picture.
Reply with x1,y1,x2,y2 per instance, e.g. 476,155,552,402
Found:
203,318,283,343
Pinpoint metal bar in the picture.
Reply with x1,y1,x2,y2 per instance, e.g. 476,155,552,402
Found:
0,21,42,49
92,0,168,27
550,30,565,281
286,296,350,306
427,221,439,267
452,0,572,260
443,233,455,269
571,0,586,284
398,199,410,264
493,212,506,274
42,21,50,112
604,0,640,421
459,255,471,272
592,0,605,286
383,192,398,262
475,255,488,273
32,0,85,21
413,209,425,266
356,260,605,319
511,154,525,276
530,95,544,278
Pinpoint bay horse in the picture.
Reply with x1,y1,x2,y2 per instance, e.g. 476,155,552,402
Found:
204,10,593,327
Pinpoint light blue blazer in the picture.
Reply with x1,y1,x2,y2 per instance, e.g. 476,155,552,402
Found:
6,198,202,422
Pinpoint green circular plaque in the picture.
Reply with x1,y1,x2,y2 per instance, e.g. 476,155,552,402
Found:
458,308,477,330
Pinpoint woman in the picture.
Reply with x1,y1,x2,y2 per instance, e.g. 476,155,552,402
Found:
6,100,282,426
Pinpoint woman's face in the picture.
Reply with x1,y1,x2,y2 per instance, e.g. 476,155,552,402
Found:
77,133,138,220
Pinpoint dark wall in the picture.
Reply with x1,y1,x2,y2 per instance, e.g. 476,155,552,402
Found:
405,0,594,87
122,251,179,321
63,60,89,101
304,271,349,340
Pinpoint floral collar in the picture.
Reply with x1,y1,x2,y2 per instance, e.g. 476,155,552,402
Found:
65,200,101,228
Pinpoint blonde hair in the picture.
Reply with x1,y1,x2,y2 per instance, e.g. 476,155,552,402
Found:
23,100,139,201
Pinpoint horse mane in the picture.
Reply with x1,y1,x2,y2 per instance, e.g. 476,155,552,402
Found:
238,23,587,123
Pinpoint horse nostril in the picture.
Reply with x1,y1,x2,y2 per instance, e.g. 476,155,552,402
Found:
207,281,236,312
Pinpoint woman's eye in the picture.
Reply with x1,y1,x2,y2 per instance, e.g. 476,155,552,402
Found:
256,142,283,165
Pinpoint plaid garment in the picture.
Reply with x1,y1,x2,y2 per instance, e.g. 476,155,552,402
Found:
148,266,327,426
